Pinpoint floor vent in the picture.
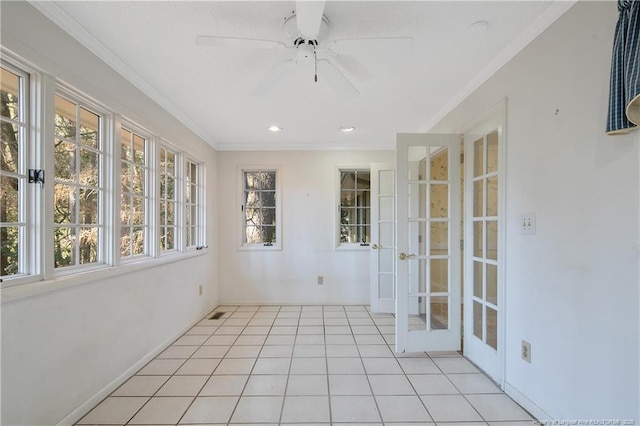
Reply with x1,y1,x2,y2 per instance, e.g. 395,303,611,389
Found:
209,312,225,320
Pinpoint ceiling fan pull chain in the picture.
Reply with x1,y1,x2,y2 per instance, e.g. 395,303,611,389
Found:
314,47,318,82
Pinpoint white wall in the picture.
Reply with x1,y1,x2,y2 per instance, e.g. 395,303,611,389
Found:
431,1,639,420
1,3,219,425
217,150,393,305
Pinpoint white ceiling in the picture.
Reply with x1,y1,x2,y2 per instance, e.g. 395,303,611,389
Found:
34,1,574,151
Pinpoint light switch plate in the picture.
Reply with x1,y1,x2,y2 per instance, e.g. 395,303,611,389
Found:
520,213,536,235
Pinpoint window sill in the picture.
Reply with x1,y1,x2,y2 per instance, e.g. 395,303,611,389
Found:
1,249,208,304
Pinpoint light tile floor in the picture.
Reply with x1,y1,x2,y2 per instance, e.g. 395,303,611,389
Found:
77,305,535,425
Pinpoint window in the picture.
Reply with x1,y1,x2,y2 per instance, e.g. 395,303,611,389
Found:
120,127,149,258
241,169,280,248
185,159,204,248
339,169,371,245
159,146,177,252
53,93,104,269
0,53,209,295
0,63,28,280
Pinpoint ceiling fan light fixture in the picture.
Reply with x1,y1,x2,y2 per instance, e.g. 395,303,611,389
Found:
268,125,282,132
339,126,355,133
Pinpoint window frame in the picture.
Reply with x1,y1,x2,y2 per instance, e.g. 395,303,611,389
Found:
336,167,372,251
238,166,282,251
0,59,32,286
158,142,181,255
118,122,152,262
185,158,205,251
51,87,110,274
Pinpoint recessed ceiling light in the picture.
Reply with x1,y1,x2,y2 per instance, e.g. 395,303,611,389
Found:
340,126,355,133
268,125,282,132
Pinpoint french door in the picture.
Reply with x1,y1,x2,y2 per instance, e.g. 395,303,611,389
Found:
463,106,505,383
370,163,395,313
395,133,461,353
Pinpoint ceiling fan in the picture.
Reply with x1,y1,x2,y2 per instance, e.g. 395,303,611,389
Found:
195,1,414,97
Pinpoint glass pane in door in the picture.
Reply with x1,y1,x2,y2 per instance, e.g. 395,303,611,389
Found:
469,132,500,353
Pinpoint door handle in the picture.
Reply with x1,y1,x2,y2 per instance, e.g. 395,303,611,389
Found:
371,243,381,250
398,252,416,260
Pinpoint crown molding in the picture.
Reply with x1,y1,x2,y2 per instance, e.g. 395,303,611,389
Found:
420,0,578,133
28,1,220,150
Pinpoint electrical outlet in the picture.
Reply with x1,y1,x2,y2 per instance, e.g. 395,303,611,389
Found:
198,285,203,296
317,275,324,285
521,340,531,363
520,213,536,235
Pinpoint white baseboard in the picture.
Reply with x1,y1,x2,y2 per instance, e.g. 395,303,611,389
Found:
504,381,553,421
56,306,216,426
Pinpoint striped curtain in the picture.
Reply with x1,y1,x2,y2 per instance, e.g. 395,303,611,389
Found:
606,0,640,135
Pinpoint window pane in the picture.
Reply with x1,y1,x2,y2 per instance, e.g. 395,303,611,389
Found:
473,261,483,298
1,68,20,120
473,221,483,258
120,226,132,257
487,131,499,174
245,191,260,208
473,137,484,177
79,148,99,187
54,183,76,224
487,307,498,349
262,225,276,243
54,140,76,181
132,227,145,255
128,137,141,166
430,259,448,293
430,148,448,180
55,96,76,139
79,227,98,264
487,220,498,261
121,128,132,160
79,108,99,148
487,176,498,217
1,176,18,222
430,184,447,218
431,296,448,330
261,191,276,207
54,227,75,268
487,263,498,305
356,189,370,208
1,123,19,173
430,221,448,255
120,194,131,225
1,226,19,276
79,189,98,224
473,301,483,339
132,196,144,225
133,165,144,195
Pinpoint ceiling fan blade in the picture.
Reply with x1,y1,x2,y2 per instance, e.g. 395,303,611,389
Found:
252,59,297,97
295,0,326,39
317,59,359,98
325,51,373,82
327,37,415,55
196,35,285,50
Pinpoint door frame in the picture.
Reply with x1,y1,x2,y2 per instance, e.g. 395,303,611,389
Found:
462,100,507,387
